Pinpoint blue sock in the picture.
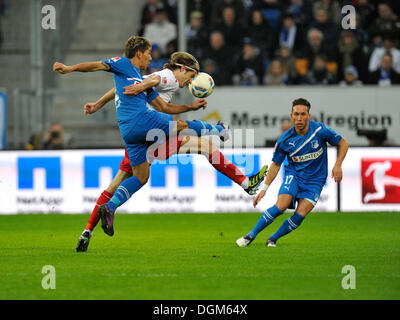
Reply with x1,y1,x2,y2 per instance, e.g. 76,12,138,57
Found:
186,120,224,136
269,211,304,242
107,176,143,212
247,205,283,239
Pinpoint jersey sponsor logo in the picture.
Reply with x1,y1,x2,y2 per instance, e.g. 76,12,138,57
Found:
361,158,400,204
110,57,121,62
291,147,323,163
163,77,167,84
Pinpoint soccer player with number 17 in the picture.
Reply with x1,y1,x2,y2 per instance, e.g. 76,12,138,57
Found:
237,98,349,247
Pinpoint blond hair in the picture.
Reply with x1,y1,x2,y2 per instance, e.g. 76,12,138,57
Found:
163,52,200,73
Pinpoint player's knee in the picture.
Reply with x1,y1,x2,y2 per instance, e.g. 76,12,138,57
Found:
200,139,216,157
139,175,149,185
135,172,149,185
276,194,292,211
132,165,150,185
275,201,290,212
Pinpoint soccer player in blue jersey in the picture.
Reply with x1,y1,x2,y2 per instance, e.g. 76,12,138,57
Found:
236,98,349,247
53,36,233,236
73,52,267,251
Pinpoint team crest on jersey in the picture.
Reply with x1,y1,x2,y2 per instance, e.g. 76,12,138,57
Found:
311,140,319,149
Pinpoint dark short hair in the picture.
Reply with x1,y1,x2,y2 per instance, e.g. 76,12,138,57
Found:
283,13,294,20
292,98,311,112
125,36,151,59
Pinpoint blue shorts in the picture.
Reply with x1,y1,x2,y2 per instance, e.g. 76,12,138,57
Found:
278,173,323,209
119,109,174,166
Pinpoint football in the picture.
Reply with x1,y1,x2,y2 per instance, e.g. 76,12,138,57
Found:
188,72,215,98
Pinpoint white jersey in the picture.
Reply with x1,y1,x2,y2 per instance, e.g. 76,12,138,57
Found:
145,68,179,110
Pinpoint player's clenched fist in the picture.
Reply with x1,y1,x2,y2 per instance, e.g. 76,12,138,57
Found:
84,103,100,115
53,62,71,74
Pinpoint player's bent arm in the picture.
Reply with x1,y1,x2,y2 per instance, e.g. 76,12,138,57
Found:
335,138,349,167
264,162,282,186
149,97,190,114
123,75,161,96
98,87,116,106
150,97,207,114
53,61,110,74
84,87,116,115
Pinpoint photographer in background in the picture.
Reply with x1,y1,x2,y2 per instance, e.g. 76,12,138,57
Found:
42,123,69,150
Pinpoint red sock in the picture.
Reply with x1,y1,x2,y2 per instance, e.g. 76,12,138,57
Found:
208,150,246,186
85,190,112,231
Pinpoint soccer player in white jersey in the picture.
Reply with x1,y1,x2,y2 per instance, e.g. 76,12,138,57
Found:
76,52,268,252
236,98,349,247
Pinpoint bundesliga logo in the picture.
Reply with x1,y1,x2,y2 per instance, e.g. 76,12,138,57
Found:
362,159,400,204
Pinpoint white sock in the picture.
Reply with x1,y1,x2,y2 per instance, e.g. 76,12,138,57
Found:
240,177,249,189
83,229,93,236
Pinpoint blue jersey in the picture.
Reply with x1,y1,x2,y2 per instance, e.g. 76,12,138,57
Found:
102,57,159,123
272,121,342,185
102,56,174,167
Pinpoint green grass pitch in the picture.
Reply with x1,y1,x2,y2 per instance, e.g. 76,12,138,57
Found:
0,212,399,300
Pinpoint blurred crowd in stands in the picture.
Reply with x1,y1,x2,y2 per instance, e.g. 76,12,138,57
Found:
139,0,400,86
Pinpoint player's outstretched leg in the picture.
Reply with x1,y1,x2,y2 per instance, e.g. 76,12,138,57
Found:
245,165,269,195
216,120,230,142
183,120,230,141
236,205,283,247
177,137,267,194
208,148,268,195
